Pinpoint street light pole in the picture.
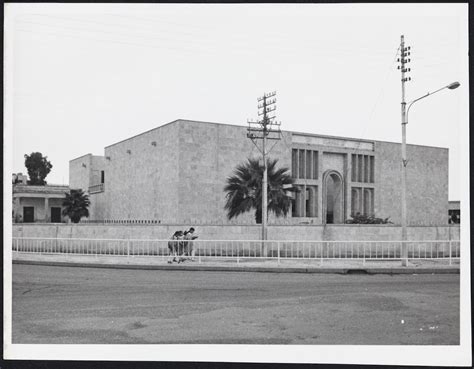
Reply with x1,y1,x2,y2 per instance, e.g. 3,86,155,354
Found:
406,82,460,121
400,35,410,266
400,77,460,266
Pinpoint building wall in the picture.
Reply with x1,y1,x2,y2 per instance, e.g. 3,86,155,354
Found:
90,156,107,187
448,201,460,211
69,154,107,189
89,192,107,220
69,154,107,220
177,120,292,224
374,141,448,226
69,154,92,191
102,121,180,222
13,224,460,242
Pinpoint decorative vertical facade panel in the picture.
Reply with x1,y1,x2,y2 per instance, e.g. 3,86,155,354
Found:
313,151,319,179
370,156,375,183
364,155,369,182
351,154,357,182
306,150,312,179
291,149,298,178
364,188,374,216
298,150,305,179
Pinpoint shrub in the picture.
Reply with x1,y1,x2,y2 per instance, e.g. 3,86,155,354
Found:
345,213,392,224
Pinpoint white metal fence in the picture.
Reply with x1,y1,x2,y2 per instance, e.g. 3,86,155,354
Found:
12,237,460,265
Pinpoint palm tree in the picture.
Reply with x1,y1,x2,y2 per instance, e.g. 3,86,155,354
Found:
224,158,296,224
62,189,90,223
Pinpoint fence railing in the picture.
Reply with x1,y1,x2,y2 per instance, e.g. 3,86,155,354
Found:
88,183,104,194
12,238,461,265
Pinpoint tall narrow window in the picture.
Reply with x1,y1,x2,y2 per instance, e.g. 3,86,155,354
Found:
298,149,305,179
306,185,318,217
351,154,357,182
370,156,375,183
291,198,296,217
291,149,298,178
358,155,363,182
364,188,374,216
313,151,319,179
306,150,312,179
351,188,359,216
101,170,105,184
364,155,369,182
294,185,305,217
305,188,310,217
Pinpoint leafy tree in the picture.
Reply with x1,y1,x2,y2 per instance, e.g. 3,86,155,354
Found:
224,158,296,224
62,189,90,223
24,152,53,185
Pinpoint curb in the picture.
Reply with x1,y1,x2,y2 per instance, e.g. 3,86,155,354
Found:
13,259,460,275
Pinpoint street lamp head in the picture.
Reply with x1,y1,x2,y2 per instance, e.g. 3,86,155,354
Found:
447,81,460,90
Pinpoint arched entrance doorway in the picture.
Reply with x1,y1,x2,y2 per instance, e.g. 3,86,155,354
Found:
323,170,344,224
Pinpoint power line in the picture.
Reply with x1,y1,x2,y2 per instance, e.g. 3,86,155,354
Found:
335,41,401,194
17,14,400,60
15,28,224,57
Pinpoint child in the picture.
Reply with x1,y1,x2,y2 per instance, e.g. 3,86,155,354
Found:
183,227,198,261
167,230,183,264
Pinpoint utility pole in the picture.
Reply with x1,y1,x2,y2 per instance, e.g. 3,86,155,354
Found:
398,35,411,267
247,91,281,243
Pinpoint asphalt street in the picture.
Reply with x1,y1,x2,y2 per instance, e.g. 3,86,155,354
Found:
12,264,459,345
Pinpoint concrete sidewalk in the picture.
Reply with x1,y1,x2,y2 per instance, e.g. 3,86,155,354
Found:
12,252,460,274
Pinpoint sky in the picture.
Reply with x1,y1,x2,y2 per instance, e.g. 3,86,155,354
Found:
5,3,469,200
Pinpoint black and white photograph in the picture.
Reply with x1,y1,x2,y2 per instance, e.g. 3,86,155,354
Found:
3,2,471,366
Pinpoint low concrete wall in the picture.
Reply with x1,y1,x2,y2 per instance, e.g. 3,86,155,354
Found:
12,224,460,241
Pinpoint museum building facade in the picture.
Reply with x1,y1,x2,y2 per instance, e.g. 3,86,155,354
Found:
69,119,448,226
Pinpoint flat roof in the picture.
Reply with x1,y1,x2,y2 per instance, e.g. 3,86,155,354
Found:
13,184,70,195
103,119,448,151
104,119,181,149
69,153,92,162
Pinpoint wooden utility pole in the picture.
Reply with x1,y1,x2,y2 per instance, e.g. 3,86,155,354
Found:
247,91,281,243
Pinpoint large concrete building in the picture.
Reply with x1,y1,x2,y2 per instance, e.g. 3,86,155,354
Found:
69,119,449,226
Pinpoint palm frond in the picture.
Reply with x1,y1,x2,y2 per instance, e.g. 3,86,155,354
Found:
223,157,293,223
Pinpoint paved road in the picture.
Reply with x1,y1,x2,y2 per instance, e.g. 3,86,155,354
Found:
12,264,459,345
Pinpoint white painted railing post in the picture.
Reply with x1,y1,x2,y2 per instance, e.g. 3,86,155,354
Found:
449,241,452,266
401,241,407,266
320,243,323,266
363,243,366,266
277,242,280,265
127,239,130,257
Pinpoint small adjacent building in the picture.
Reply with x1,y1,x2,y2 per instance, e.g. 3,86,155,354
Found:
12,172,28,185
448,200,460,224
12,183,70,223
69,119,450,226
